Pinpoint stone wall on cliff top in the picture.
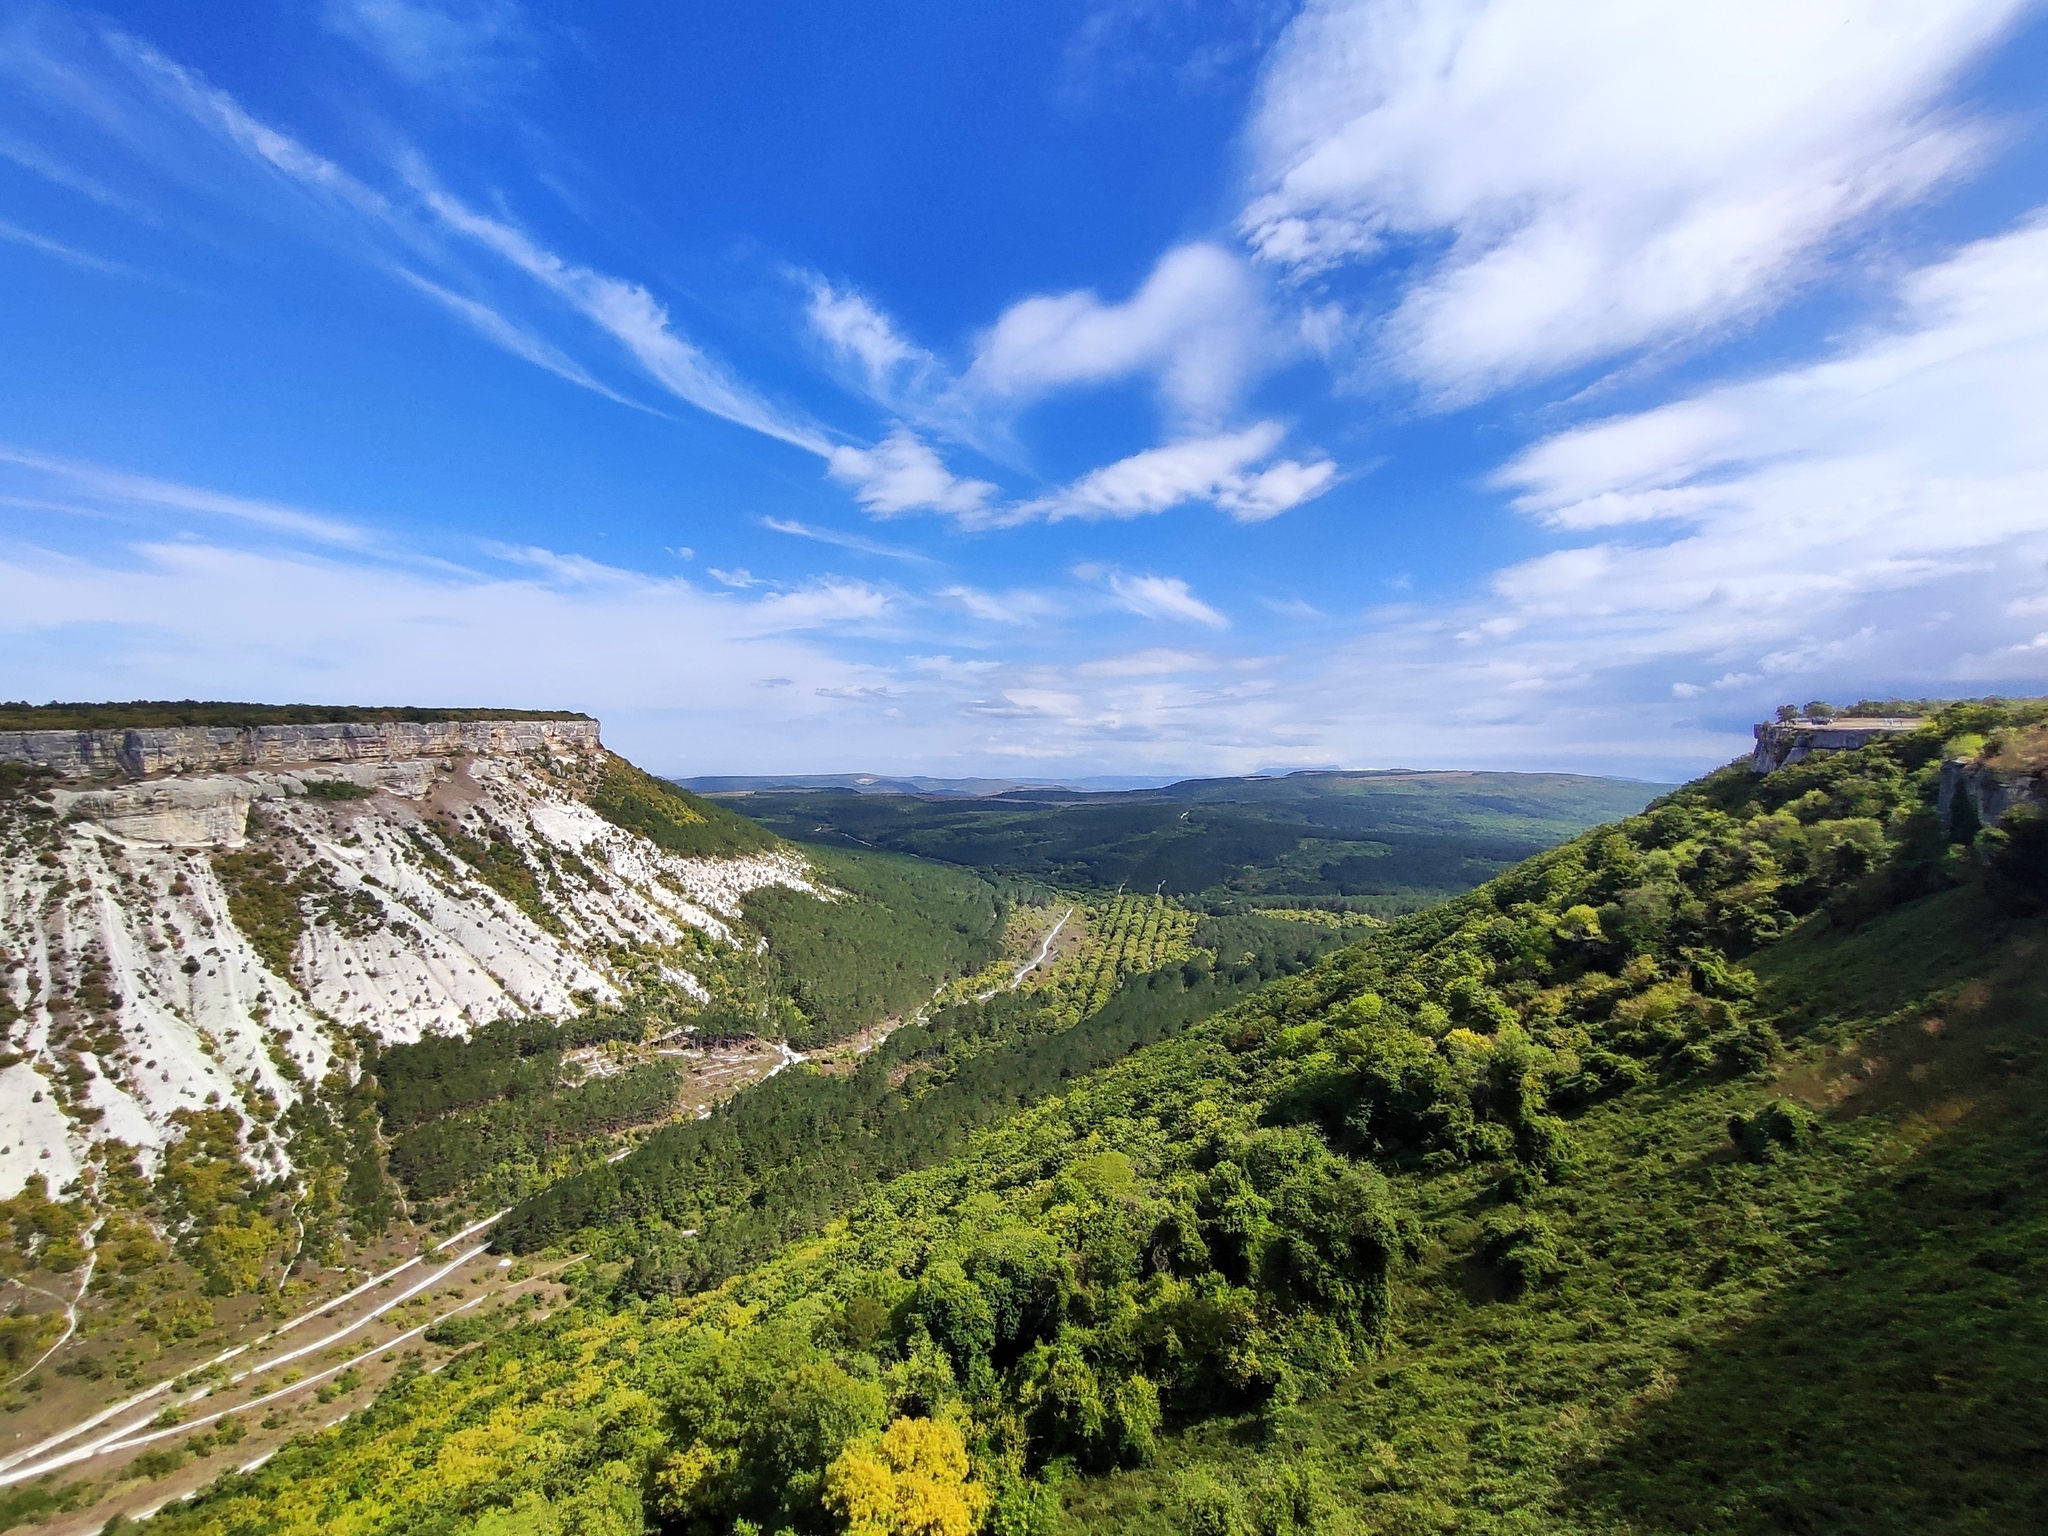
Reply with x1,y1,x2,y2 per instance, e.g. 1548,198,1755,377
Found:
0,717,603,779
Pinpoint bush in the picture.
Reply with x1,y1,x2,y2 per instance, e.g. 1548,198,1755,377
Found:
1479,1210,1565,1290
300,779,373,801
1728,1098,1817,1162
1179,1466,1250,1536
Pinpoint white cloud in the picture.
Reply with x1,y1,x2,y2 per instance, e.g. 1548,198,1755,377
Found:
806,279,934,396
0,217,136,276
1418,213,2048,705
827,428,995,518
1103,572,1228,629
416,182,831,454
0,444,371,548
321,0,531,88
0,536,899,767
936,585,1059,626
1075,648,1215,677
708,567,757,589
1008,423,1335,525
758,516,934,564
749,579,892,629
965,243,1275,423
393,269,649,409
1241,0,2027,399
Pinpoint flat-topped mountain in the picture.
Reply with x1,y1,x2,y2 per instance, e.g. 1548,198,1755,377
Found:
0,713,836,1203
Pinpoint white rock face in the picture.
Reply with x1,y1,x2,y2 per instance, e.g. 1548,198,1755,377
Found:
0,735,820,1198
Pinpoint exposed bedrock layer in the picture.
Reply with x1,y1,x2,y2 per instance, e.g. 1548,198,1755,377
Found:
0,718,602,779
1939,758,2046,834
1750,718,1923,774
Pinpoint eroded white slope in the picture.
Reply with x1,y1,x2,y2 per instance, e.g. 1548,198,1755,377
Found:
0,744,821,1196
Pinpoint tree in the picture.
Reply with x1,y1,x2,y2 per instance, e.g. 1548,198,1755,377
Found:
824,1417,991,1536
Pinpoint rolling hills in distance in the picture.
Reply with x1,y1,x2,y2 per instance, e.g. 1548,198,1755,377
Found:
700,769,1673,915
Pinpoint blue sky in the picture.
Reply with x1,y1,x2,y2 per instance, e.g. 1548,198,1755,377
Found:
3,0,2048,780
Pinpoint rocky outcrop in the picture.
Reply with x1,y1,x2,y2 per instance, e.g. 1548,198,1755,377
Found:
0,718,601,780
1751,718,1924,774
1938,758,2046,835
0,731,825,1197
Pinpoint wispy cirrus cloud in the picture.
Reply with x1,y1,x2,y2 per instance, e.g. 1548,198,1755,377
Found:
1008,422,1334,526
758,516,936,565
821,421,1334,528
0,444,373,548
0,215,136,276
321,0,535,90
412,179,833,453
5,18,831,456
936,584,1061,626
1081,567,1229,628
805,277,938,401
393,268,653,409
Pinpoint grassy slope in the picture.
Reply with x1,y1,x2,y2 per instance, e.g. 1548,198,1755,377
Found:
1071,885,2048,1535
138,891,2045,1536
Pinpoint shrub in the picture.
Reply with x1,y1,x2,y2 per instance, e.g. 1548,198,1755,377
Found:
1728,1098,1817,1161
1179,1466,1250,1536
300,779,373,801
1479,1210,1565,1290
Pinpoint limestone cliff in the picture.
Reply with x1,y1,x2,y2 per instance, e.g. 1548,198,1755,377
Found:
1750,717,1924,773
1938,751,2047,835
0,721,819,1198
0,717,601,779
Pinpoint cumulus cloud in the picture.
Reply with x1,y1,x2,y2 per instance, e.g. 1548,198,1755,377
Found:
826,428,996,517
1241,0,2027,399
965,243,1276,423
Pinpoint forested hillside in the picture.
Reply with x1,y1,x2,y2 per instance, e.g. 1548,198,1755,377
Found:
717,770,1668,915
43,701,2048,1535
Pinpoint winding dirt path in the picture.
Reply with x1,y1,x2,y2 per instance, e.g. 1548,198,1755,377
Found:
0,1209,508,1485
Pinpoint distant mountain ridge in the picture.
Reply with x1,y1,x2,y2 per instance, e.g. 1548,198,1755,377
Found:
679,771,1178,796
719,767,1676,912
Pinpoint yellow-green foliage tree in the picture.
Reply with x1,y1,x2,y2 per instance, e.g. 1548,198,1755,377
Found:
825,1416,990,1536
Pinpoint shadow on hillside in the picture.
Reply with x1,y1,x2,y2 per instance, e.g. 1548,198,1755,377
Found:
1556,1083,2048,1534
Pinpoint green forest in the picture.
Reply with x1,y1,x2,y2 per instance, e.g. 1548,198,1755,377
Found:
716,770,1668,914
129,702,2048,1536
745,848,1009,1048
